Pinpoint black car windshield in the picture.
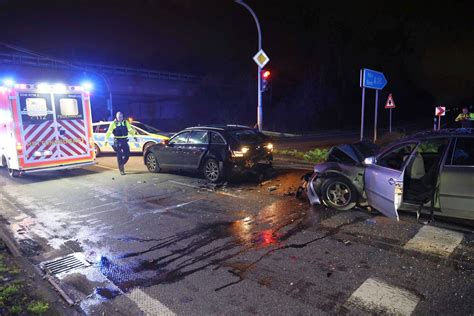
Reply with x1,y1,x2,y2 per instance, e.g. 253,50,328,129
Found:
229,129,266,144
132,122,162,134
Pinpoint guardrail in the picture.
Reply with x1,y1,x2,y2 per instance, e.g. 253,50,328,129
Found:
0,52,200,82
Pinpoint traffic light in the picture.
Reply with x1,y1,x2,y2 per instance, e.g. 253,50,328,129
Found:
261,70,271,92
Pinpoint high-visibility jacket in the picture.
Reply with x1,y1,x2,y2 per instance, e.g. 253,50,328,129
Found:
455,113,472,121
105,120,136,139
455,112,473,128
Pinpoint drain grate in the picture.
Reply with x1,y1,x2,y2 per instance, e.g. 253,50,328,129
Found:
41,252,90,275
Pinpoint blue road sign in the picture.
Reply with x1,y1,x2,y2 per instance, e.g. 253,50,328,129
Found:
360,68,387,90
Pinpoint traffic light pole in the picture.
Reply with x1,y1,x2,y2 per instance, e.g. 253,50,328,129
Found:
235,0,263,131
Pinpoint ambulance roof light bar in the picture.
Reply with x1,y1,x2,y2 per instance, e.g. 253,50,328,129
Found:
0,81,92,93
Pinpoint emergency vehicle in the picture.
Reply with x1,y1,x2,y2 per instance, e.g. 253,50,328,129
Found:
93,120,169,155
0,82,96,177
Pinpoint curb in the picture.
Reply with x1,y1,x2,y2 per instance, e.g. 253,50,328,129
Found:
0,225,21,257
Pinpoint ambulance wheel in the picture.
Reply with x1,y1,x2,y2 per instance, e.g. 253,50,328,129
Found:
8,168,20,178
94,144,101,157
145,152,160,173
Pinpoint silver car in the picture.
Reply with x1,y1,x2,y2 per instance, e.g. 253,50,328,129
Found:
307,129,474,221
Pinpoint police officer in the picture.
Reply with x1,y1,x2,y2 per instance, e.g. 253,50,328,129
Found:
104,112,136,175
455,106,473,128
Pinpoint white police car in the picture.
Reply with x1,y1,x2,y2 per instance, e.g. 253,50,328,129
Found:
93,120,170,156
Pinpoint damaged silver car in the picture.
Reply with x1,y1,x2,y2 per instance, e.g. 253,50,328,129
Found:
307,129,474,221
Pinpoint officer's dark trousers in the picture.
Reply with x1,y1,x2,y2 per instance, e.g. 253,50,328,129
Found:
115,138,130,171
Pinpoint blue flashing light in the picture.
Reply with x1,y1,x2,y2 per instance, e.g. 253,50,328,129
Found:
81,81,93,91
3,78,15,87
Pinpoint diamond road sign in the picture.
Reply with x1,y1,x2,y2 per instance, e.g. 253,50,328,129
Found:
360,68,387,90
253,49,270,68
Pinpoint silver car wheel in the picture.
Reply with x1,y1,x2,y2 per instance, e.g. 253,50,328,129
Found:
326,182,351,207
204,160,219,182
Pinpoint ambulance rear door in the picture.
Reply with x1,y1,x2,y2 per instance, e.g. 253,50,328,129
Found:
17,92,60,166
53,93,94,161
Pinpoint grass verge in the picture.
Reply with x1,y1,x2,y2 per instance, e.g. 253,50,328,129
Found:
274,147,330,163
0,241,52,315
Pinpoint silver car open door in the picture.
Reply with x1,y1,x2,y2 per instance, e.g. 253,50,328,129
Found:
364,142,418,220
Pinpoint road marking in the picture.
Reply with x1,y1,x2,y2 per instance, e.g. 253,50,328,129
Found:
168,180,197,188
404,225,463,257
127,288,175,316
151,200,198,214
346,278,419,315
168,180,243,199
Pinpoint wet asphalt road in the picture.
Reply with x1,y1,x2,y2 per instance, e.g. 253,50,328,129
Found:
0,155,473,315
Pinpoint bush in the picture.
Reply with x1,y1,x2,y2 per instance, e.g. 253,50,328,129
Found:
303,148,329,163
27,301,50,314
274,147,329,163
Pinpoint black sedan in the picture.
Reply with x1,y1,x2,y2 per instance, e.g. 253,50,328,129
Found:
143,125,273,182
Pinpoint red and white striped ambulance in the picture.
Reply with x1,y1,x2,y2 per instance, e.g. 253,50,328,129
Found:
0,82,95,177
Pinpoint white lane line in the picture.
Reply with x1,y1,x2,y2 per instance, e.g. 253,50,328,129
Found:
127,288,175,316
404,225,464,257
168,180,243,199
346,278,419,315
168,180,198,188
151,200,198,214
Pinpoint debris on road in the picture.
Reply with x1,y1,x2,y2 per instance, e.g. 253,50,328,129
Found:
365,218,377,225
260,180,272,186
267,186,278,192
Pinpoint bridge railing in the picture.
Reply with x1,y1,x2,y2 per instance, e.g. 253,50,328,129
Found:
0,52,200,82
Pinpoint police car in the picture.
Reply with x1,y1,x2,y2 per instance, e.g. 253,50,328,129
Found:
93,120,170,155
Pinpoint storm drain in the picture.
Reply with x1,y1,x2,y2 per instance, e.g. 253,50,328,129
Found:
41,252,90,276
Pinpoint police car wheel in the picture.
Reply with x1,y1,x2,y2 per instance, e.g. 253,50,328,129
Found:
146,152,160,173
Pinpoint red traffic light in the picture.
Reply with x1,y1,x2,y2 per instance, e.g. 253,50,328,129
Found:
262,70,271,79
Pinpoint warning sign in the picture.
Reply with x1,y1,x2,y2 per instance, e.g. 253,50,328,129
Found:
385,93,396,109
435,106,446,116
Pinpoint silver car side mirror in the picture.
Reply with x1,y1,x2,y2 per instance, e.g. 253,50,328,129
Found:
364,156,376,165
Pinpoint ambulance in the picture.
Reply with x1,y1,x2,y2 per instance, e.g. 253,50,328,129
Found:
0,82,96,177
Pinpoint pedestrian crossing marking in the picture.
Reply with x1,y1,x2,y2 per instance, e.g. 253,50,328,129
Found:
404,225,463,257
346,278,419,315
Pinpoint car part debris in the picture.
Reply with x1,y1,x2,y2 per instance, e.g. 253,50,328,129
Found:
267,186,278,192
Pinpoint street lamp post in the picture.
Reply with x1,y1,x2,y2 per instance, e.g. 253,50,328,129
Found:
235,0,263,132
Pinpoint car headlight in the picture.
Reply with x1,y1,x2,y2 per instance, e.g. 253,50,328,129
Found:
266,143,273,151
232,146,250,157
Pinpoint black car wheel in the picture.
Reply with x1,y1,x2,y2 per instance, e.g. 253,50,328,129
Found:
203,158,222,183
321,177,357,211
145,152,160,173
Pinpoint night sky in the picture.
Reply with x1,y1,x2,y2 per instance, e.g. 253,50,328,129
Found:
1,0,473,131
